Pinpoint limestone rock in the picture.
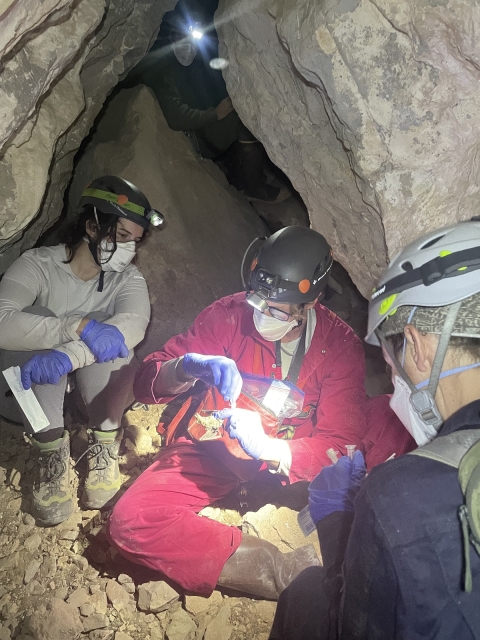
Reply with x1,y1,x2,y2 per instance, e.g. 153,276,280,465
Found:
24,597,83,640
242,504,320,556
105,580,131,611
23,533,41,553
204,604,233,640
165,608,196,640
82,613,109,633
0,0,176,273
218,0,480,295
66,85,265,356
67,586,90,607
137,580,179,614
184,591,223,617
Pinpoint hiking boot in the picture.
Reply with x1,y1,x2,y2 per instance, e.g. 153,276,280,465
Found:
31,431,74,527
81,429,122,509
245,183,291,204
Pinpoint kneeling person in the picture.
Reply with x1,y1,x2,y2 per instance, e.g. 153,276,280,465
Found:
108,226,368,599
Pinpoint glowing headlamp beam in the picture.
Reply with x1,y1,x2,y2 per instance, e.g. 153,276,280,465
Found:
190,28,203,40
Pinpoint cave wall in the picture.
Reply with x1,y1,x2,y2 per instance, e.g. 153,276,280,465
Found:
217,0,480,296
0,0,176,274
66,85,266,356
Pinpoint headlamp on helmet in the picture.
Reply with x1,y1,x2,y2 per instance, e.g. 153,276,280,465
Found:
79,177,164,231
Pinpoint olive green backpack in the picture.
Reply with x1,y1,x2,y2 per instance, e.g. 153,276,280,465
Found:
410,430,480,593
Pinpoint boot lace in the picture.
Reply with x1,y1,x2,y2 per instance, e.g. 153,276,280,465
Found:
76,440,119,480
37,450,66,491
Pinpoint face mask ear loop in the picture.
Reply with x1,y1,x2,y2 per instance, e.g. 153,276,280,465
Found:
401,306,417,367
427,300,463,399
378,332,417,393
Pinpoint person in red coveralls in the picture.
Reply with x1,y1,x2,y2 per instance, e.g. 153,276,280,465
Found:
108,226,408,599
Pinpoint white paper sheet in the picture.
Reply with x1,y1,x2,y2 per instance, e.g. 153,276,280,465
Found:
2,366,50,432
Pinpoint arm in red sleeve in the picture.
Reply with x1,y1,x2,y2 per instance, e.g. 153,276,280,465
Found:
133,297,237,404
288,335,367,483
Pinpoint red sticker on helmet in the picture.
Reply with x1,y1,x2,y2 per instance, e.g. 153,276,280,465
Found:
117,194,129,205
299,279,311,293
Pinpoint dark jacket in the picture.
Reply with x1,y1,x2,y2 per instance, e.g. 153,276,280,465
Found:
340,399,480,639
144,52,227,131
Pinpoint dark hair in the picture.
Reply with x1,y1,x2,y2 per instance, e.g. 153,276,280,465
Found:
62,205,121,264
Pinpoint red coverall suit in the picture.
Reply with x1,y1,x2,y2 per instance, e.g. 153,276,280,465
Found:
109,293,406,594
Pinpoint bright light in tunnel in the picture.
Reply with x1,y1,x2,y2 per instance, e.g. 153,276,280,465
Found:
191,29,203,40
209,57,229,70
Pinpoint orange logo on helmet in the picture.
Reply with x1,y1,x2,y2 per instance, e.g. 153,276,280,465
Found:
117,195,129,205
298,279,311,293
250,258,258,271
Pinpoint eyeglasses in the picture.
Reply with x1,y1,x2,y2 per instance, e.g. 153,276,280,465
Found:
266,304,304,322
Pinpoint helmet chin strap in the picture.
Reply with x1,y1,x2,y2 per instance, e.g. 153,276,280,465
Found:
379,300,463,430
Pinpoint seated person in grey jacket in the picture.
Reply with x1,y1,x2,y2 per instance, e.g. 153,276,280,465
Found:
0,176,162,527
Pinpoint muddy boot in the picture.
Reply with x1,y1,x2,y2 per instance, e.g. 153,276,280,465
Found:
31,431,74,527
81,429,122,509
217,534,320,600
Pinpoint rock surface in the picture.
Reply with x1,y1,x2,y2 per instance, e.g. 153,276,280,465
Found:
0,412,308,639
218,0,480,295
65,85,265,356
0,0,176,273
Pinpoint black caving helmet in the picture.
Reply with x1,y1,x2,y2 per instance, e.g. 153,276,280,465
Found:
243,226,333,310
79,176,164,230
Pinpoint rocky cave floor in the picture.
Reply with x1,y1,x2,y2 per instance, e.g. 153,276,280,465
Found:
0,402,320,640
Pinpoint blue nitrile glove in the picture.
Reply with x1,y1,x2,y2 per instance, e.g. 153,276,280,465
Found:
21,351,73,389
80,319,129,363
308,450,366,524
215,408,268,459
182,353,242,404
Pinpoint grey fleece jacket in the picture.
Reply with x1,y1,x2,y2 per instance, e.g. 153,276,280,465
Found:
0,245,150,371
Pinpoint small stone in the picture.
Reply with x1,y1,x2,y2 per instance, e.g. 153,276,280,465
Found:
26,579,45,595
72,554,89,571
114,633,133,640
137,580,179,614
67,586,89,607
204,604,232,640
54,586,69,601
24,558,42,584
165,608,196,640
80,603,94,617
20,510,34,525
255,600,277,623
89,631,114,640
60,530,79,541
41,555,57,578
90,590,108,615
185,591,223,616
82,613,109,633
23,533,42,553
106,580,130,611
24,597,83,640
0,553,18,572
0,625,11,640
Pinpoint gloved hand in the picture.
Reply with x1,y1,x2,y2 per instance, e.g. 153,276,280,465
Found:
21,350,73,389
80,319,129,363
182,353,242,404
308,450,366,524
215,408,269,459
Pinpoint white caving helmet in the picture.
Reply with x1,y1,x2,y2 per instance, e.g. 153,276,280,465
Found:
366,218,480,430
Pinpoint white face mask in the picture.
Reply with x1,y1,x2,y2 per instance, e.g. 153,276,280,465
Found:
99,240,136,272
389,376,438,446
173,42,197,66
253,308,299,342
390,360,480,446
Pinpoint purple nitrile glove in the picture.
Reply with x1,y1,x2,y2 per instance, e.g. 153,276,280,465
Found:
215,408,268,459
80,319,129,363
182,353,242,404
308,450,366,524
21,350,73,389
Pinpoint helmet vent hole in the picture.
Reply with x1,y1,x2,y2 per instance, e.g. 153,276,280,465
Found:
420,235,445,250
401,261,413,271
